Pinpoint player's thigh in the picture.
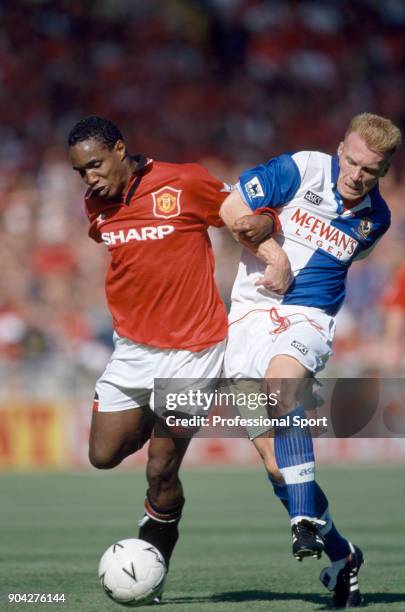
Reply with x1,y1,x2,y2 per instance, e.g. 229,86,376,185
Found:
225,308,333,379
264,318,333,411
267,313,333,376
265,353,309,378
264,353,310,414
152,340,225,427
90,336,157,460
90,406,155,457
90,380,155,465
224,313,274,378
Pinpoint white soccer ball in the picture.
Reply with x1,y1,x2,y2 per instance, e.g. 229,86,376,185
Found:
98,538,167,607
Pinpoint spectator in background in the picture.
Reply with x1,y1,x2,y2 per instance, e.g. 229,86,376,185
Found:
0,0,404,377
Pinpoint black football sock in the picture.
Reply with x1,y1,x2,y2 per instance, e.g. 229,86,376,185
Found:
138,491,185,567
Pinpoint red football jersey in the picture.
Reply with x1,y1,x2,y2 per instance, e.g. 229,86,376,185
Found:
382,263,405,311
85,159,229,351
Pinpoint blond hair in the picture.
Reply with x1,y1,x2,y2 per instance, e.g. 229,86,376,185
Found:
346,113,402,156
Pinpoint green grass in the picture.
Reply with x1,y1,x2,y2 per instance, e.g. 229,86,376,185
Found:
1,466,404,611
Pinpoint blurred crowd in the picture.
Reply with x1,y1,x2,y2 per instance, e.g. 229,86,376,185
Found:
0,0,404,389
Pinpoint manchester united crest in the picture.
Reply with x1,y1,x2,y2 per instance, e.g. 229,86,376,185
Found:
152,186,181,218
358,218,372,238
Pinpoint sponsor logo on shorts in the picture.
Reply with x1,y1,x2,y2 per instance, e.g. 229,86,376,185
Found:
291,340,309,355
245,176,264,199
152,186,181,218
304,190,323,206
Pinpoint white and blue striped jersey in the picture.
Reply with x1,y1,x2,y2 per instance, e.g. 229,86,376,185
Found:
233,151,391,316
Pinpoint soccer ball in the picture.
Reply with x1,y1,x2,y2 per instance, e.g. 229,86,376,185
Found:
98,538,166,607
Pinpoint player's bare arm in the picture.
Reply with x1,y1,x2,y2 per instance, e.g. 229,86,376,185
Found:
253,244,294,295
220,188,273,243
220,188,293,294
232,213,274,243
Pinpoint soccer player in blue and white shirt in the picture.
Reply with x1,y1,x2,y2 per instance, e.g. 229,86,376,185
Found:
221,113,401,608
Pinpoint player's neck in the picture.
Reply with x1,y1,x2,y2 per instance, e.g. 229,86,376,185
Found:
123,156,138,188
343,197,363,211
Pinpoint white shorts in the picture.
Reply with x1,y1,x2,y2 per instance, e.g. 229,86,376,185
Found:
224,304,335,378
94,333,226,412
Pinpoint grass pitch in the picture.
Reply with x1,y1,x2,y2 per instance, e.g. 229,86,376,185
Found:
1,466,404,611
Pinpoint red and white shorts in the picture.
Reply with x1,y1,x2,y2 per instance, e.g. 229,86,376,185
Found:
224,304,335,378
93,333,226,412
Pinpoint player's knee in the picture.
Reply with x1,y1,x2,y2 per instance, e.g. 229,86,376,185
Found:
88,445,121,470
89,431,147,469
265,381,296,414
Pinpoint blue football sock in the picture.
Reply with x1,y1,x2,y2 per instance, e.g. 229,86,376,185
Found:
269,476,289,510
268,475,350,561
313,482,351,561
274,405,316,520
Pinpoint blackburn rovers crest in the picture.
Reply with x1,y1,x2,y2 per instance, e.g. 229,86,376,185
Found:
152,186,181,218
358,218,372,238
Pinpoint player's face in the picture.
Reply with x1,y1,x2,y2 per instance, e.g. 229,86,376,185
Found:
337,131,390,203
70,138,128,199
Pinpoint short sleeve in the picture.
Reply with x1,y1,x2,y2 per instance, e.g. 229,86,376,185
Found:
237,153,301,211
184,164,230,227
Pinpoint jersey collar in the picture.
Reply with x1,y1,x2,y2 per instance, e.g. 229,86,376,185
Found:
123,155,153,206
330,155,344,214
331,154,340,186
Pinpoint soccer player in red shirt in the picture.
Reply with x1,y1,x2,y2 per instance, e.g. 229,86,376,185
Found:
68,116,288,580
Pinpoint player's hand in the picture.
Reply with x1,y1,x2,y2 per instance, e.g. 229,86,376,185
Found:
255,262,294,294
232,215,274,244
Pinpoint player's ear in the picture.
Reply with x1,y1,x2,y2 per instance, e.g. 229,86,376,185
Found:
114,139,127,161
337,141,344,157
381,156,391,177
381,163,390,177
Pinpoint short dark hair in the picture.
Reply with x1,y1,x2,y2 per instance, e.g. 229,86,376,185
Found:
68,116,123,149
